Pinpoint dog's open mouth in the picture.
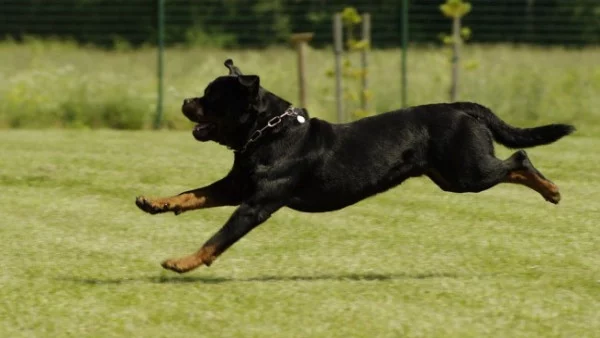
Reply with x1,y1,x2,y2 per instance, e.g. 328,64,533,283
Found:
192,122,216,141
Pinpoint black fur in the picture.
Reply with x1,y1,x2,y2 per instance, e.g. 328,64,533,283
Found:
136,59,575,273
457,102,575,148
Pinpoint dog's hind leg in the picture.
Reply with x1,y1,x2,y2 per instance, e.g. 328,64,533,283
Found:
427,151,510,194
502,150,561,204
429,149,560,204
427,119,560,203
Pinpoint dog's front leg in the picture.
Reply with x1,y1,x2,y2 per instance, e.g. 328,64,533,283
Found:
135,175,241,215
161,200,283,273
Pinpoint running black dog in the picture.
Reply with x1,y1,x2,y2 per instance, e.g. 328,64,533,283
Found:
136,59,575,273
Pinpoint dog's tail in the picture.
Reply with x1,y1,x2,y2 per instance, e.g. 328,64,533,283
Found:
459,102,575,148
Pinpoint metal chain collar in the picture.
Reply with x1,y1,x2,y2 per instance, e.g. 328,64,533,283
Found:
236,107,302,153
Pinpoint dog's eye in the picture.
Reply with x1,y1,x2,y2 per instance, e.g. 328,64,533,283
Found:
205,93,221,104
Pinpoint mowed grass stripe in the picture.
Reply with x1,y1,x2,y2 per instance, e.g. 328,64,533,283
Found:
0,130,598,337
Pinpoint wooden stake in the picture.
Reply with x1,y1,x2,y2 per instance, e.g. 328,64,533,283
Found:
360,13,371,113
450,16,461,102
291,33,314,109
333,13,344,123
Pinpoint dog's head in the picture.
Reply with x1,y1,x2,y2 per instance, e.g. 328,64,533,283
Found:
181,59,264,148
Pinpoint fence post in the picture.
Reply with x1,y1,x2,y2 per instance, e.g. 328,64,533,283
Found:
525,0,535,41
291,33,314,109
154,0,165,129
333,13,344,123
450,16,461,102
360,13,371,113
401,0,409,108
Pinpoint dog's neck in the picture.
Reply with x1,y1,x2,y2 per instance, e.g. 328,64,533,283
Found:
255,90,293,118
232,89,297,153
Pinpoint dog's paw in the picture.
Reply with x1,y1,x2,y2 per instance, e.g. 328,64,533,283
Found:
161,257,202,274
545,190,561,204
135,196,181,215
543,182,561,205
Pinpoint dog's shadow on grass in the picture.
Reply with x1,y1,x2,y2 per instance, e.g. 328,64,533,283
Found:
59,271,458,286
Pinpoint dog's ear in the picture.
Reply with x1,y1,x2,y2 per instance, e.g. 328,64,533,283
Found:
238,75,260,95
224,59,243,76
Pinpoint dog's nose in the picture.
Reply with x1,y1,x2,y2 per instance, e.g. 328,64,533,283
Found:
183,98,193,105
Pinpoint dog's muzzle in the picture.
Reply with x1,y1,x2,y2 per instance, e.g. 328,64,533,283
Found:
182,98,216,142
182,98,203,121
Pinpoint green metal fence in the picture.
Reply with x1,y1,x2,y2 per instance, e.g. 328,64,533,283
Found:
2,1,599,48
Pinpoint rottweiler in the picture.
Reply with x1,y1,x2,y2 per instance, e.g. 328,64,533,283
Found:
136,59,575,273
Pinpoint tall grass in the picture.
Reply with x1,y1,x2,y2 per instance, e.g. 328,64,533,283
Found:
0,39,598,133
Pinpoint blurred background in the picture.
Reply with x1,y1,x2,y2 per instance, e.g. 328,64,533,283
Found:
0,0,598,133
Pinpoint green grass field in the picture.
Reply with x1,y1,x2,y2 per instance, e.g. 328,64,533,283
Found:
1,130,598,337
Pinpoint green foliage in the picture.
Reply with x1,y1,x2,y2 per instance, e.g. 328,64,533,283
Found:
439,0,478,101
0,40,598,132
440,0,472,19
0,40,152,129
460,27,472,40
184,28,237,48
341,7,362,26
111,36,133,52
439,0,473,46
326,7,374,120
